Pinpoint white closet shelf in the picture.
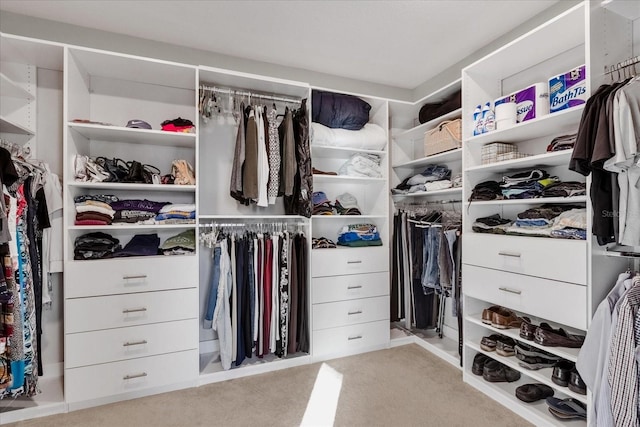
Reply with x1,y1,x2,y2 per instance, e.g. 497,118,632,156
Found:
0,115,35,135
466,150,573,173
393,148,462,169
602,0,640,20
466,195,586,206
463,374,586,427
311,145,387,159
68,181,196,192
68,254,195,263
68,122,196,147
466,341,587,404
464,106,584,147
0,72,34,99
392,188,462,198
394,108,462,141
313,174,386,183
69,224,196,231
312,214,387,220
465,314,580,362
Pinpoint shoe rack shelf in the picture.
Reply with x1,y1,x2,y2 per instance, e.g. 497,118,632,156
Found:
465,341,587,404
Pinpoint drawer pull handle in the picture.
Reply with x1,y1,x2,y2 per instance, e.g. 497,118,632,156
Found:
499,287,522,295
123,372,147,380
123,275,147,280
122,307,147,314
347,285,363,290
123,340,148,347
498,251,521,258
348,335,363,341
348,310,363,315
347,260,362,264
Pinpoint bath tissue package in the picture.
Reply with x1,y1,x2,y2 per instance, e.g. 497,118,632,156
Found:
495,83,549,123
548,65,587,113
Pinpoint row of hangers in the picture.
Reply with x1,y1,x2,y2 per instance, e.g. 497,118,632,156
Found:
199,221,306,248
605,55,639,82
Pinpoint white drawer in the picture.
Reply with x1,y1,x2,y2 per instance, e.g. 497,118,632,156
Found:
65,256,197,298
65,288,198,333
313,296,389,330
65,349,198,403
65,318,198,368
312,246,389,277
463,233,587,285
313,320,389,357
463,264,587,330
312,272,388,304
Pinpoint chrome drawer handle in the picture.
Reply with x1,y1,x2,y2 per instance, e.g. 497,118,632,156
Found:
123,372,147,380
348,335,363,341
499,287,522,295
123,340,148,347
348,310,363,315
123,275,147,280
122,307,147,314
347,260,362,264
498,251,521,258
347,285,363,290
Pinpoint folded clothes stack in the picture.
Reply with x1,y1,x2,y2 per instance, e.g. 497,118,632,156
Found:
468,180,503,201
161,117,195,133
337,223,382,247
113,233,160,257
391,164,452,195
334,192,361,215
74,232,121,260
111,199,170,224
473,206,587,240
160,230,196,255
74,195,118,226
154,203,196,224
541,181,586,198
312,237,337,249
469,169,585,201
546,133,577,152
338,153,382,178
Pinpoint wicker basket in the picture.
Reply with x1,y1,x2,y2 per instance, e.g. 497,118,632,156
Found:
424,118,462,157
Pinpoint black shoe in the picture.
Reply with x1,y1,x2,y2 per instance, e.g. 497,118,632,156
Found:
482,360,521,383
551,360,575,387
472,353,490,376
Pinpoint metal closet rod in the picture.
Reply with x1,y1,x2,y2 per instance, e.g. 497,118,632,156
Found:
604,55,640,75
199,84,302,105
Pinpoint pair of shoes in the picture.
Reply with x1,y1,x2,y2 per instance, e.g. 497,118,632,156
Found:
481,305,523,329
520,317,552,340
472,353,490,376
480,335,516,356
534,326,585,348
553,361,587,394
546,397,587,420
515,343,560,370
515,383,555,403
482,359,521,383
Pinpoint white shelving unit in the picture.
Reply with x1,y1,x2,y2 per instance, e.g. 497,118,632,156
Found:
68,122,196,147
460,2,635,425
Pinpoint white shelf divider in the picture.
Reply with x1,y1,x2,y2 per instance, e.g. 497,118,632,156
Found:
68,181,196,192
392,187,462,198
466,195,586,206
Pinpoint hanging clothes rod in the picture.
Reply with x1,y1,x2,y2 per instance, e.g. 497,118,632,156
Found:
604,55,640,76
199,84,302,105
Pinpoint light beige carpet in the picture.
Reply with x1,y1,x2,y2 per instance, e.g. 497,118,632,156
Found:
7,344,532,427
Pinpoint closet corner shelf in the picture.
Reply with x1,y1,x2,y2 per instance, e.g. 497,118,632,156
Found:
466,195,586,206
68,181,196,192
465,150,573,173
394,108,462,141
68,122,196,147
465,314,580,362
312,174,386,183
68,224,196,231
0,115,34,135
0,72,34,100
392,148,462,169
463,106,584,147
466,340,587,404
311,145,386,159
392,188,462,198
463,374,585,427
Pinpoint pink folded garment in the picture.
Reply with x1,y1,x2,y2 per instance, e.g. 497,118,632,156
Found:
74,219,110,226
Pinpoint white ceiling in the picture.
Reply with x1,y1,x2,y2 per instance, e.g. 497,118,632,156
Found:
0,0,559,89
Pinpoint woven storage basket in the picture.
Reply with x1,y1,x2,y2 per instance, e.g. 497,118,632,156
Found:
424,118,462,157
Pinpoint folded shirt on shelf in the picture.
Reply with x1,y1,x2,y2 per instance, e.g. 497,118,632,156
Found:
468,180,504,201
74,194,119,204
337,223,382,247
74,232,121,260
160,230,196,255
113,233,161,257
312,237,337,249
546,133,577,152
472,214,512,234
338,153,382,178
111,199,170,213
113,210,158,223
541,181,586,198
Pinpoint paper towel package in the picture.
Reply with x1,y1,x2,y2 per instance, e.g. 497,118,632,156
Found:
549,65,587,113
495,83,549,123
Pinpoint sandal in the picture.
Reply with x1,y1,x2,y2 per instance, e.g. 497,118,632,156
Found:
545,397,587,419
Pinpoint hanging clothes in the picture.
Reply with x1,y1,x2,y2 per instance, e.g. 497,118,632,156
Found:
285,99,313,218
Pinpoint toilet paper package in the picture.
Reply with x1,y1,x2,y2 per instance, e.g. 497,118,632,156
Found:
495,83,549,123
548,65,587,113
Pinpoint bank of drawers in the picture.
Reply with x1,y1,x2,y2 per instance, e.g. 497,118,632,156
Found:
311,247,390,357
64,257,198,403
